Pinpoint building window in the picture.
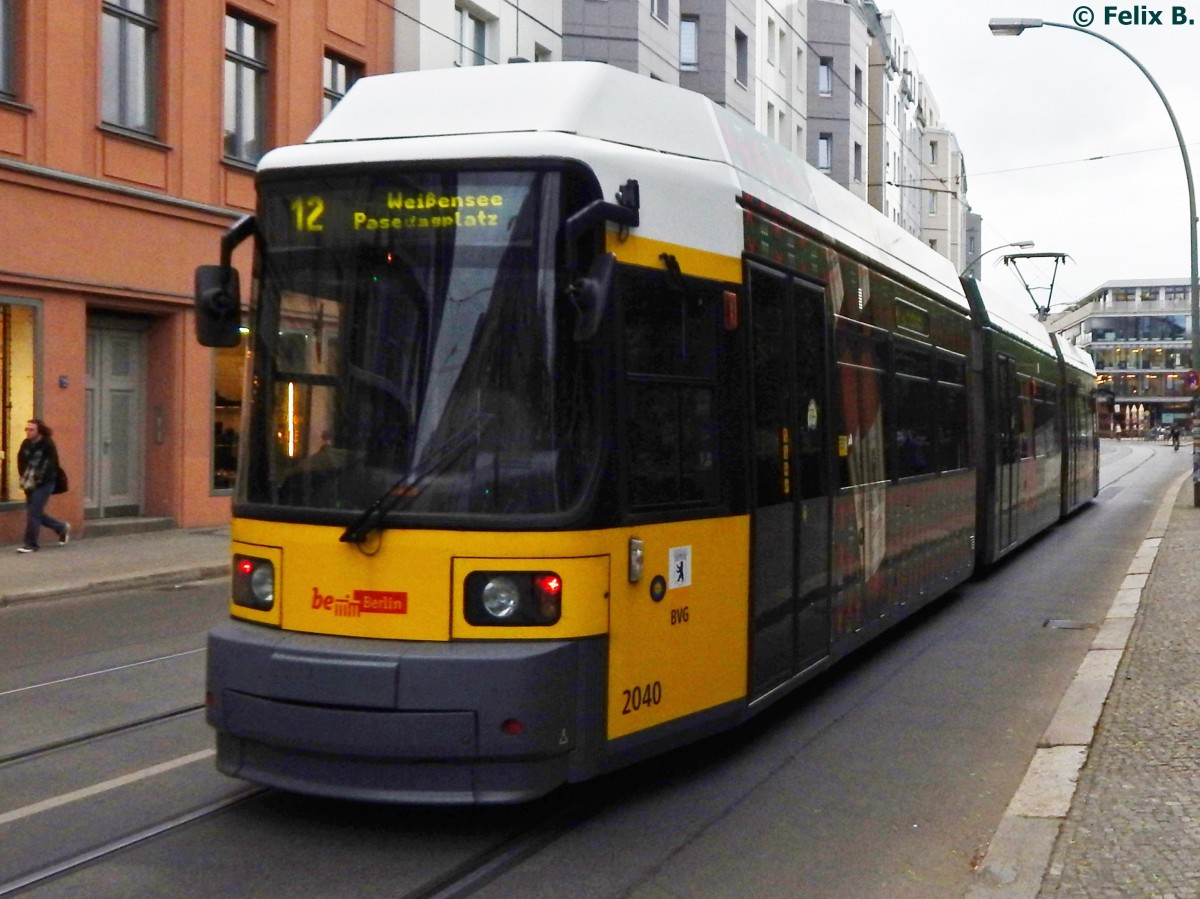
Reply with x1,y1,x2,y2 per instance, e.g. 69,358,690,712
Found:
322,52,361,118
651,0,668,25
680,16,698,71
0,0,15,100
734,28,748,86
101,0,158,135
853,142,863,182
929,140,939,164
927,191,937,214
818,133,832,171
818,57,833,96
224,14,268,163
457,7,487,66
534,43,552,62
853,65,863,105
212,338,246,491
1,301,36,504
767,19,775,65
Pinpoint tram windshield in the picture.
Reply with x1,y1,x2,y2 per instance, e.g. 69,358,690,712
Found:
239,167,600,521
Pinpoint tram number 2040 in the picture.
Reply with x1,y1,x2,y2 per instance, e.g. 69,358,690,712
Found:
621,681,663,715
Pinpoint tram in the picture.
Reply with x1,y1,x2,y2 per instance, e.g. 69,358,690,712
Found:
194,62,1098,804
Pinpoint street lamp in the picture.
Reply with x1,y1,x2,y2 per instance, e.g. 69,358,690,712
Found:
959,239,1035,278
989,17,1200,502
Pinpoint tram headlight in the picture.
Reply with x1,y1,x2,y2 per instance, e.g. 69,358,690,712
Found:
482,576,521,619
465,571,562,626
232,554,275,610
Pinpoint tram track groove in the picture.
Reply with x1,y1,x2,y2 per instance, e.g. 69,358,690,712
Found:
0,704,205,768
0,786,265,897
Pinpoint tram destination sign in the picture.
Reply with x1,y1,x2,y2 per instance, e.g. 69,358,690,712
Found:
261,174,537,249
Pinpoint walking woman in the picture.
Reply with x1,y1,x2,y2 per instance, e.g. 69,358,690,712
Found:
16,419,70,553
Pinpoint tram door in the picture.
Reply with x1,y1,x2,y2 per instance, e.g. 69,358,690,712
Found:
995,356,1019,550
748,264,832,699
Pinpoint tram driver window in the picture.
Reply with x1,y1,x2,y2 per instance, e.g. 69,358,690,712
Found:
622,268,721,510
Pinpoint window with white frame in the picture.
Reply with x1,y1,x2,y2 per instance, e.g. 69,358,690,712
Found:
322,52,362,118
101,0,158,135
853,142,862,182
224,13,268,163
457,7,487,66
853,66,862,105
680,16,698,71
767,19,775,65
0,0,14,99
651,0,668,25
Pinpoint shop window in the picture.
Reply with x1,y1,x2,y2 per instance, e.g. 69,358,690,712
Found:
1,302,36,503
212,337,247,491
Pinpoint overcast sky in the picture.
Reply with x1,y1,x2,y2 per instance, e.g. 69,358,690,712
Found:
876,0,1200,314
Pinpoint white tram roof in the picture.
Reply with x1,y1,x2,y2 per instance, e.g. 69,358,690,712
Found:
969,278,1058,357
269,62,969,311
1054,333,1098,377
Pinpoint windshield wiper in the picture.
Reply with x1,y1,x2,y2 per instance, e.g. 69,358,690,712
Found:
339,418,490,544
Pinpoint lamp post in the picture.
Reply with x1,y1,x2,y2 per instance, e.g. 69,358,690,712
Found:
989,17,1200,502
959,239,1035,278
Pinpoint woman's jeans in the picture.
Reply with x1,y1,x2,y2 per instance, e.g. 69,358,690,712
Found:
24,480,65,549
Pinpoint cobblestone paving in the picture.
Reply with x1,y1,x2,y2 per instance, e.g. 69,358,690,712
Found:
1040,490,1200,898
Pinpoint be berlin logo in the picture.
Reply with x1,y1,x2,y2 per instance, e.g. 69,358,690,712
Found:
1072,5,1196,26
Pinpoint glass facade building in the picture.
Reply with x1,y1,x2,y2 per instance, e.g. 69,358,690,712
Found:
1049,279,1196,432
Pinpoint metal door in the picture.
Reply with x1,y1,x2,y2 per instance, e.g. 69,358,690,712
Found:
86,322,145,517
748,264,832,699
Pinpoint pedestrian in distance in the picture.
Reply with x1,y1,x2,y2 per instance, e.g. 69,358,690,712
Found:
1171,425,1182,451
16,418,70,553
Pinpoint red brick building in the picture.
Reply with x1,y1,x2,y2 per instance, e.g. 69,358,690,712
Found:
0,0,392,542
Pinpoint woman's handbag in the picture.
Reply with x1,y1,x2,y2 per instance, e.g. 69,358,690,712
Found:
54,466,69,494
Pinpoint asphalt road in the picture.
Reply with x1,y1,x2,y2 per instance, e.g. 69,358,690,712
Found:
0,440,1185,898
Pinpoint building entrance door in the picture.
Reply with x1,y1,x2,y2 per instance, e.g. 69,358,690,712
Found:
85,318,146,518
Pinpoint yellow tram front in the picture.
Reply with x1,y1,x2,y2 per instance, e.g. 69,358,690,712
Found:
201,158,752,803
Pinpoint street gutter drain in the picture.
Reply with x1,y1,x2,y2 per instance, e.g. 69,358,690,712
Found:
1044,619,1092,630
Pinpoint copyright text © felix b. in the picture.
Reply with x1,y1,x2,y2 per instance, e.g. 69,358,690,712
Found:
1072,5,1196,26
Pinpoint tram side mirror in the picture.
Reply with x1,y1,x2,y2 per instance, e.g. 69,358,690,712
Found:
570,252,616,342
194,265,242,348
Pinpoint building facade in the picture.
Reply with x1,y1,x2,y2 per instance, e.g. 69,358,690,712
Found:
0,0,392,544
410,1,561,71
1049,279,1197,431
805,0,870,202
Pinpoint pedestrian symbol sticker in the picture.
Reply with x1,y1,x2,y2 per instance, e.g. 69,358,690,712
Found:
668,546,692,589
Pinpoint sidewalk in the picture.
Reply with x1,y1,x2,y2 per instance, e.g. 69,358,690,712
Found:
0,525,230,606
970,470,1200,897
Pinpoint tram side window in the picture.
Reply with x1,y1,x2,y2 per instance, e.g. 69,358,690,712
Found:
835,323,889,489
1017,376,1036,459
892,339,932,479
623,269,721,510
1034,383,1058,456
936,355,969,472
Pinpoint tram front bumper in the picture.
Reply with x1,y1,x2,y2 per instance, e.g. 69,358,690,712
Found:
205,620,599,804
